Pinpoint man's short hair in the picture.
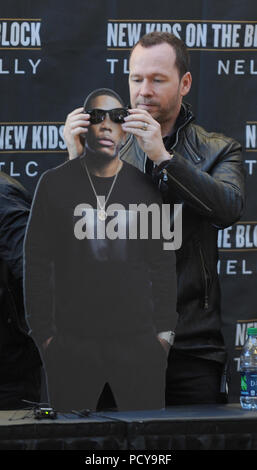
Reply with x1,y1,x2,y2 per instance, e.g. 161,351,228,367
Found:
84,88,125,110
129,32,190,80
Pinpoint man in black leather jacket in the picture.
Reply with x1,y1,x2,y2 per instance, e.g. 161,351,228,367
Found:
0,172,41,409
63,32,245,405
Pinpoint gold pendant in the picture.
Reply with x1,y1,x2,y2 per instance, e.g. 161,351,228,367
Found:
98,209,107,221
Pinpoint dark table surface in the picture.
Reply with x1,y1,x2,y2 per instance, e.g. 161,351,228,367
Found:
1,402,256,425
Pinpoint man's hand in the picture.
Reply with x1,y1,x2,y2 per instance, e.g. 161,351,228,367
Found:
63,107,91,160
122,108,171,165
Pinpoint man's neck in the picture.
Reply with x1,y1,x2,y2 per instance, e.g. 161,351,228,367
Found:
161,121,174,138
160,104,183,138
85,153,123,177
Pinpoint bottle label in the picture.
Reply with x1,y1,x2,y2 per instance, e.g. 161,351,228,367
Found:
241,372,257,397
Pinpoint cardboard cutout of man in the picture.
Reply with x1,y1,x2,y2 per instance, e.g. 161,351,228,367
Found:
24,88,177,412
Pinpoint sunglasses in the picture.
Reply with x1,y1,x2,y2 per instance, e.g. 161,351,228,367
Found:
85,107,129,124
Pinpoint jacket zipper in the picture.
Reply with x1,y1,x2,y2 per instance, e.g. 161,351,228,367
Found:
198,245,209,310
184,136,203,163
170,115,194,150
163,168,213,213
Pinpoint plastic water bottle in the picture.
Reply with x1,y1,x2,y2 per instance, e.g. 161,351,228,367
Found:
240,327,257,410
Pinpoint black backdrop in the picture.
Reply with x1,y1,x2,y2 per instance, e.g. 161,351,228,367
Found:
2,0,257,402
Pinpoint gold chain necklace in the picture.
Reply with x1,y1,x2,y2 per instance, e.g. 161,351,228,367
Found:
83,160,122,221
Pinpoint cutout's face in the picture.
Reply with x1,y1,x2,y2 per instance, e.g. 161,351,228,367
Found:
86,95,126,159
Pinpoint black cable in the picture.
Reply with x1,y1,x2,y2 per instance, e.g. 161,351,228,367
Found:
71,408,128,424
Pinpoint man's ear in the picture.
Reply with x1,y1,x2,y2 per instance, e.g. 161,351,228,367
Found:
180,72,192,97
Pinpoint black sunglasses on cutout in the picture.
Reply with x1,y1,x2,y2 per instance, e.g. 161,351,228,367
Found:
85,107,129,124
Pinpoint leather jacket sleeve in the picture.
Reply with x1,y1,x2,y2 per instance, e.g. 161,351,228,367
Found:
23,172,55,346
154,137,245,229
0,178,31,281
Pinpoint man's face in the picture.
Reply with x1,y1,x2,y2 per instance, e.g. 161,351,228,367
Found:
129,43,191,126
87,95,126,159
